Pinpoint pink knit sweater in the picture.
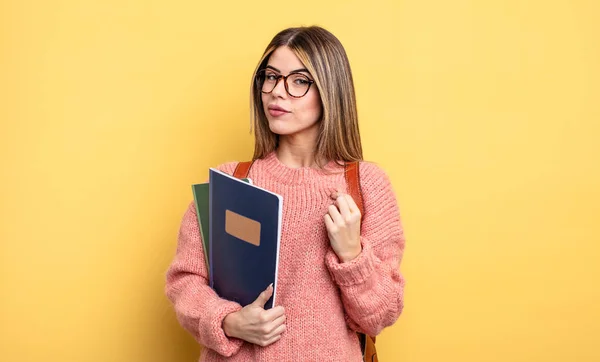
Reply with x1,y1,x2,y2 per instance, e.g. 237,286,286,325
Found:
165,152,405,362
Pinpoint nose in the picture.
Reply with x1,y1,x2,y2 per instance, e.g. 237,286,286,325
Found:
270,76,287,98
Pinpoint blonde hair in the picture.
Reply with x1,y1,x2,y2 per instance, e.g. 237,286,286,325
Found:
250,26,363,164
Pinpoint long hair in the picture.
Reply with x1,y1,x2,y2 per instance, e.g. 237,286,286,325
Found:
250,26,363,164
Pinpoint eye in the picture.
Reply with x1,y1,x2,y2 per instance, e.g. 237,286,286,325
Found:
294,78,310,85
265,72,279,81
290,74,311,85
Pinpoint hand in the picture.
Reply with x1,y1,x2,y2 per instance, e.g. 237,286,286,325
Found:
324,193,362,263
222,284,286,347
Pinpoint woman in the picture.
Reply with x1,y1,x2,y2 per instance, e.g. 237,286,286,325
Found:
165,26,406,361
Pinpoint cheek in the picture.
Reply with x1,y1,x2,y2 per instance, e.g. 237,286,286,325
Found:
299,92,322,121
261,94,269,111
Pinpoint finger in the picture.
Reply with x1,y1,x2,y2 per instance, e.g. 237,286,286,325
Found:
324,213,335,230
252,283,273,307
327,204,344,225
261,314,286,336
265,322,287,340
269,313,286,329
262,305,285,321
261,333,282,347
336,194,351,217
344,194,360,216
330,187,343,200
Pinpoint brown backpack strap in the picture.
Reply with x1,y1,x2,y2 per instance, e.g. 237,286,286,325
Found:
345,162,378,362
363,335,378,362
233,160,254,179
344,162,365,219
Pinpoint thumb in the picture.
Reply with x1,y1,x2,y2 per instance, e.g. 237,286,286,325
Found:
252,283,273,307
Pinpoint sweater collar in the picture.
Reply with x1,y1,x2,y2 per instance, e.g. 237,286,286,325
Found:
260,151,343,185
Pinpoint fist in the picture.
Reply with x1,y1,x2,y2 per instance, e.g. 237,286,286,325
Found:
324,193,362,263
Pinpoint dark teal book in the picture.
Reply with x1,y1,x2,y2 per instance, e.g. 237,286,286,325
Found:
192,178,250,268
208,168,282,309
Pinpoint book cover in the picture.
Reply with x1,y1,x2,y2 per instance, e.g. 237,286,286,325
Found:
191,183,211,267
208,168,282,309
192,178,250,268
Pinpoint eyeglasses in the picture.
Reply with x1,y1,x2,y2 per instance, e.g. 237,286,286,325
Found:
256,69,315,98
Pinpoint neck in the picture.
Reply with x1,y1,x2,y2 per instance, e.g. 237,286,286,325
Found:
276,135,322,168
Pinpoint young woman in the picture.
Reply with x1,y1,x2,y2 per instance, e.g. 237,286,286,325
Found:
165,26,406,361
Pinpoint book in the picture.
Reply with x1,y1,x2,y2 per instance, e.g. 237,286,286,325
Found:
208,168,283,309
192,178,250,268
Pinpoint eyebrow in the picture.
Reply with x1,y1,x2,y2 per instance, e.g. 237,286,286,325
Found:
265,65,311,74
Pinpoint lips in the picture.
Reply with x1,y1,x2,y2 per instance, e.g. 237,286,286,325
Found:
267,104,290,117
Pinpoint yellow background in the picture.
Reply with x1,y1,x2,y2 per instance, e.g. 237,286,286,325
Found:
1,0,599,361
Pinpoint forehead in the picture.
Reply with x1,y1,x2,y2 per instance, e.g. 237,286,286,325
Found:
266,46,307,73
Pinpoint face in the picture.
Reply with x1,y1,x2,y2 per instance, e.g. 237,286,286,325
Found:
260,46,322,141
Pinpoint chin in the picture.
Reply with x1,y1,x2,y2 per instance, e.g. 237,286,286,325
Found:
268,120,294,136
268,127,294,136
267,117,320,138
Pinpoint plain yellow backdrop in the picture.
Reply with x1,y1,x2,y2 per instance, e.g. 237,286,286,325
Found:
1,1,599,361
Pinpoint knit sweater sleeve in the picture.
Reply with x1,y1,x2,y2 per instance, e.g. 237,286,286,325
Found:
165,162,244,356
325,162,406,336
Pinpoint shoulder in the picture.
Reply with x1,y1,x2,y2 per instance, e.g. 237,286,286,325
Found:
214,161,241,176
213,157,263,178
357,161,399,205
356,161,401,223
358,161,393,189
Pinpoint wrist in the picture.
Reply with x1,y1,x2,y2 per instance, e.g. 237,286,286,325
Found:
222,311,239,338
338,244,362,263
